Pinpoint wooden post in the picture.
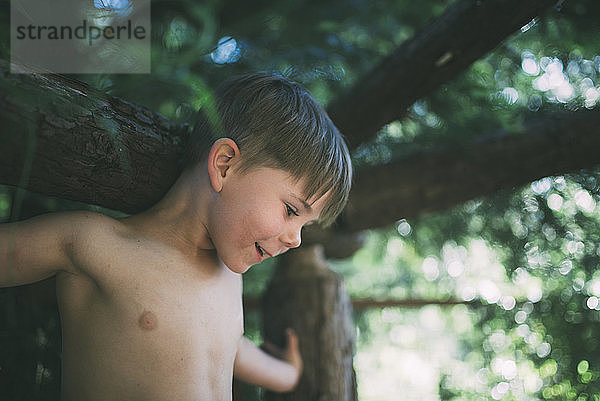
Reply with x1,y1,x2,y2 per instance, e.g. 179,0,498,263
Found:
261,245,357,401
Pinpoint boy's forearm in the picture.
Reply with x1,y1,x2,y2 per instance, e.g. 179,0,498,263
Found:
233,337,301,393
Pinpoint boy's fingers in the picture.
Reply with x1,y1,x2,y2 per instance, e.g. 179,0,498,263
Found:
262,341,284,359
286,329,299,351
262,329,301,363
284,329,303,373
263,341,277,353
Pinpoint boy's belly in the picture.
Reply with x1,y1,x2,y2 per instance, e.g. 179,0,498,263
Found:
56,262,243,401
60,325,238,401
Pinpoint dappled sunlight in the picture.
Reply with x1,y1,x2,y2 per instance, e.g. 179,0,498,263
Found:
574,189,596,213
334,232,558,399
331,168,600,400
355,307,463,401
422,256,440,282
356,345,440,400
533,57,575,102
396,219,412,237
520,50,600,108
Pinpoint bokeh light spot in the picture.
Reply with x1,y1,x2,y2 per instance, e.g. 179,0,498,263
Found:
396,219,412,236
536,342,551,358
575,189,596,213
515,311,528,324
500,295,516,311
422,256,439,281
531,177,552,195
522,53,540,76
547,193,563,211
211,36,241,64
501,87,519,104
577,360,589,375
94,0,132,16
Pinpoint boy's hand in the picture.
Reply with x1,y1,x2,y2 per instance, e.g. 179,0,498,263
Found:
233,329,303,392
262,329,303,386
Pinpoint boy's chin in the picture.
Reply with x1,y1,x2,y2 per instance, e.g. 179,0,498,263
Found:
223,260,253,274
217,254,252,274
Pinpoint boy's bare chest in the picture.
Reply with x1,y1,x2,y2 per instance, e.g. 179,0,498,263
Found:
57,248,243,399
92,246,242,327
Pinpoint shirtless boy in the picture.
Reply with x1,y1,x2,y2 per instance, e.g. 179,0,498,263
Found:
0,73,352,400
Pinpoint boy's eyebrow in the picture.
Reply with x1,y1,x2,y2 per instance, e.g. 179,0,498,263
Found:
292,194,320,225
292,194,312,211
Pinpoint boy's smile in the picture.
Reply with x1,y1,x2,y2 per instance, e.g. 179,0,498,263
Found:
206,165,328,274
255,242,273,260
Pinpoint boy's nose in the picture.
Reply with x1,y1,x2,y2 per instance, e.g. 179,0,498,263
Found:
280,227,302,249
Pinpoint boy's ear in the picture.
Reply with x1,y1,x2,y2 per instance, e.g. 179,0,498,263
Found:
207,138,241,192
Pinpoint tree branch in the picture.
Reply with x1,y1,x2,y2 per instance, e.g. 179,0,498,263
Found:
336,109,600,232
327,0,561,150
243,295,472,310
0,61,188,214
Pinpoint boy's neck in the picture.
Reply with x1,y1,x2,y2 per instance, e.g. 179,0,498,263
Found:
121,166,216,256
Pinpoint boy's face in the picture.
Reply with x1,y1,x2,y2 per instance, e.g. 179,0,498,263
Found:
207,166,328,274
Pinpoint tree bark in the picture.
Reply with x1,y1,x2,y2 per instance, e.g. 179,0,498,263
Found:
0,62,189,214
261,246,357,401
327,0,561,150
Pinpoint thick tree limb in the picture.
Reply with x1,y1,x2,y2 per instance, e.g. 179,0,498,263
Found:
335,109,600,232
328,0,561,149
0,62,188,214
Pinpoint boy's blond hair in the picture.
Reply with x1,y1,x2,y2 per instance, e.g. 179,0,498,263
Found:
185,72,352,228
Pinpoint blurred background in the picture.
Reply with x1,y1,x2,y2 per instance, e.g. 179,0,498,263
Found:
1,0,600,400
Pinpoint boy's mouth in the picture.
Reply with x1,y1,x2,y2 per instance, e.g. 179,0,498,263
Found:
255,242,273,258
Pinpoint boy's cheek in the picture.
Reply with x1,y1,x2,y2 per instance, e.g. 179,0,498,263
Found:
250,212,281,236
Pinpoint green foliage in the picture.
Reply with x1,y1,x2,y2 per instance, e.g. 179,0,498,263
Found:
331,170,600,399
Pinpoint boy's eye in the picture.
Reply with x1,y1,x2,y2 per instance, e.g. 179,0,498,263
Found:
286,204,299,217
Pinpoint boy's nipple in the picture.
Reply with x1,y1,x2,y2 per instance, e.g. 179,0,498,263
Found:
138,310,158,331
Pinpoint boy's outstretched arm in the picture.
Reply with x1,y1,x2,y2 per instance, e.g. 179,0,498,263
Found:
0,212,79,287
234,329,303,393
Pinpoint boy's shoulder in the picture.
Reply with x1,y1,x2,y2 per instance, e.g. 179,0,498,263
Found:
45,210,139,266
15,209,126,244
67,210,156,252
56,210,160,282
55,210,128,253
54,210,128,240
